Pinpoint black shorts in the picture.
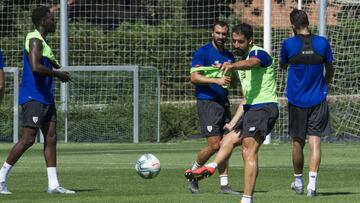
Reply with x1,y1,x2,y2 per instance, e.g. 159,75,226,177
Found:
236,103,279,141
22,100,57,128
288,99,331,140
197,99,231,137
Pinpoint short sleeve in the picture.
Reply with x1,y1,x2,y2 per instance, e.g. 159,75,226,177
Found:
248,49,273,67
191,49,205,68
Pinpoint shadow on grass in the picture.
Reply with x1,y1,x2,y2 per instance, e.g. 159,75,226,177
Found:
72,189,99,193
317,192,357,196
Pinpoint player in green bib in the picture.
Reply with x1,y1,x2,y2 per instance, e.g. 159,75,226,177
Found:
185,23,279,203
0,6,73,195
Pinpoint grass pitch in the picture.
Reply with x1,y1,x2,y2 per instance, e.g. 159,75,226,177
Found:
0,141,359,203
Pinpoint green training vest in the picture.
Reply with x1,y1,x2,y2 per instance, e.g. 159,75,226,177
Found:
238,45,278,105
25,29,60,67
190,66,232,88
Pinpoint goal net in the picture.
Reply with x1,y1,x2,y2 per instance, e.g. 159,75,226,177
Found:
54,66,160,143
0,0,359,142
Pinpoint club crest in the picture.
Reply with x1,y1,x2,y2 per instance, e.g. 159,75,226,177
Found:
32,116,39,124
207,126,213,132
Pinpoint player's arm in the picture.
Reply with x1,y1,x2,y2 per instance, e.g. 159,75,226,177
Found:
29,38,70,82
279,41,289,70
224,98,245,131
52,61,61,69
324,63,334,85
324,41,334,85
0,69,4,100
279,61,288,70
221,57,261,75
190,70,231,87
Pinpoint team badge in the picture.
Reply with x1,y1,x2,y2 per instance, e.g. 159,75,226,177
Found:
32,116,39,124
249,127,256,132
207,126,213,132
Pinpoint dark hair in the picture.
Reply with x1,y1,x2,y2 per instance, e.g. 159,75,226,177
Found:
232,23,253,40
290,9,309,29
32,6,50,26
212,20,229,32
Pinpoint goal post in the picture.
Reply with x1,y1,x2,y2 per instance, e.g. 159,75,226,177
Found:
57,65,160,143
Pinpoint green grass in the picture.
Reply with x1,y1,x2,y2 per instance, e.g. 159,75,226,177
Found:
0,141,359,203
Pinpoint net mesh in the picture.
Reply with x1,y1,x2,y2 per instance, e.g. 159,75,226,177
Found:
0,69,16,141
0,0,359,142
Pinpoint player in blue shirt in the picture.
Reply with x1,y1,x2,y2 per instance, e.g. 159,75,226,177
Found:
0,6,74,195
186,21,239,195
280,9,334,197
0,51,5,100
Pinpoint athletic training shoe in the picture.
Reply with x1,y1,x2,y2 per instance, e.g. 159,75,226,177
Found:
191,166,216,181
188,180,199,193
47,186,75,194
220,185,241,195
307,189,317,197
184,169,195,182
0,182,11,195
290,182,304,194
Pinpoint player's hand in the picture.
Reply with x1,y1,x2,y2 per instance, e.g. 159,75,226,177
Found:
212,63,222,69
57,71,71,82
215,76,231,86
221,62,234,75
224,121,236,131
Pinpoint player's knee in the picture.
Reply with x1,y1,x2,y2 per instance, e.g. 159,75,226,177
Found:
19,138,36,148
46,135,57,144
208,142,221,152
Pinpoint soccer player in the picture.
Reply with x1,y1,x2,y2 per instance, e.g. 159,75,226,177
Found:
186,20,240,195
0,50,4,100
185,23,279,203
280,9,334,197
0,6,74,194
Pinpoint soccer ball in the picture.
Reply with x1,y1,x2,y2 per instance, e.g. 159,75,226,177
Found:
135,153,161,179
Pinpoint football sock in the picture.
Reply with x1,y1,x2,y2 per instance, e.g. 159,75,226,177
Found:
241,195,253,203
219,175,228,186
294,173,304,186
307,171,318,191
205,162,218,168
0,162,12,183
191,161,201,170
47,167,60,190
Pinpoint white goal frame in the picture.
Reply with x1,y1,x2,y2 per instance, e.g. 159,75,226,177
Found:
3,67,19,143
60,65,161,143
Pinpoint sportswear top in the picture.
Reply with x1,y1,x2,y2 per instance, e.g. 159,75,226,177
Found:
19,29,59,105
191,42,235,100
281,34,333,108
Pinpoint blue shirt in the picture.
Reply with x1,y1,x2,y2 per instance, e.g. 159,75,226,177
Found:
248,49,273,67
281,35,333,108
191,43,235,100
0,51,4,69
19,48,55,105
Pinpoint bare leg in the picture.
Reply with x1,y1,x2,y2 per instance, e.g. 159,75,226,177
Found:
292,137,305,174
242,135,262,196
308,136,321,172
6,127,38,165
42,122,57,167
213,130,242,166
195,136,222,166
